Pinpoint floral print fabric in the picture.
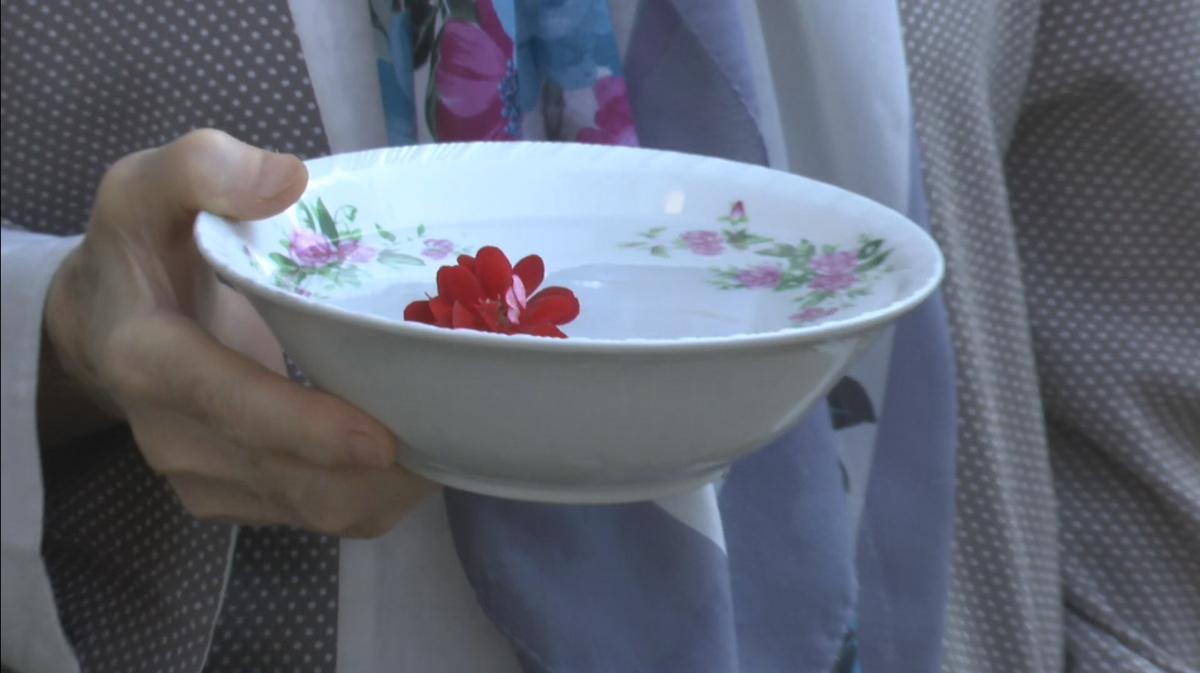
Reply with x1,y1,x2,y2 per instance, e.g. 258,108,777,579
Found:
370,0,637,146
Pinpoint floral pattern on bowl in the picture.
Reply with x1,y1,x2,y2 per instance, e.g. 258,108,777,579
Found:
249,198,466,298
618,202,893,324
244,198,895,328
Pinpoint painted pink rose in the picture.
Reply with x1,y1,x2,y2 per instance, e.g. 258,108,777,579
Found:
810,272,857,291
809,250,858,291
791,307,838,323
576,76,637,147
810,250,858,275
336,240,377,264
729,200,747,221
736,264,783,289
289,229,376,267
422,238,456,260
681,230,725,256
434,0,520,141
289,228,339,268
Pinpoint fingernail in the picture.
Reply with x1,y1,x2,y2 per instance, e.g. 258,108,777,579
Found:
348,431,392,467
255,153,302,200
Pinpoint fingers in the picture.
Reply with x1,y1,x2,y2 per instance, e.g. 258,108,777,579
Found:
265,462,435,538
169,474,294,528
113,313,397,469
171,467,432,538
97,128,307,230
136,402,435,538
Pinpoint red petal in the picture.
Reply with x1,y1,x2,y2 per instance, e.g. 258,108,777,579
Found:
452,301,484,330
523,287,580,325
437,265,485,305
474,246,513,300
404,300,436,324
476,299,503,331
457,254,476,272
513,255,545,294
521,324,567,338
428,296,454,326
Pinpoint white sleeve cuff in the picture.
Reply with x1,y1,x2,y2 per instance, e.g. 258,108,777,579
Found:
1,228,83,673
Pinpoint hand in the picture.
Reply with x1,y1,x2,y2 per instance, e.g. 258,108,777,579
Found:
42,129,433,538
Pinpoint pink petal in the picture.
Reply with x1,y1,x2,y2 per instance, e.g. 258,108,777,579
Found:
505,275,528,324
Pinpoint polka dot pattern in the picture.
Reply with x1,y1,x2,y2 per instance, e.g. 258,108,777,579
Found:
1008,0,1200,667
0,0,328,236
903,0,1200,671
204,528,340,673
900,2,1064,671
3,1,341,670
41,435,234,673
204,357,340,673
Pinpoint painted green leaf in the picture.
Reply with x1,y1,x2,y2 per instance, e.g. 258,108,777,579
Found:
858,238,884,259
724,229,772,250
857,250,892,273
298,201,318,232
650,245,670,258
757,243,798,258
821,244,837,255
619,241,647,248
640,226,667,239
376,224,398,243
796,291,833,308
378,250,426,267
269,252,299,270
336,205,358,223
776,274,811,292
417,224,427,237
314,198,339,242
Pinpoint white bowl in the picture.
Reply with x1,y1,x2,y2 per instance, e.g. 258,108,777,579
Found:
195,143,942,503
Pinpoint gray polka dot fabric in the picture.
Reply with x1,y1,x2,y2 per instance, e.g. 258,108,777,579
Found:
1,1,340,672
1010,0,1200,668
902,0,1200,671
204,528,340,673
901,1,1063,670
41,434,233,673
0,0,328,235
204,357,340,673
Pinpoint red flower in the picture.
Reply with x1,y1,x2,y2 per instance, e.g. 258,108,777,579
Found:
404,246,580,338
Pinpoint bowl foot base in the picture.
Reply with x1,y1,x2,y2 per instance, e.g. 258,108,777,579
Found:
400,458,729,504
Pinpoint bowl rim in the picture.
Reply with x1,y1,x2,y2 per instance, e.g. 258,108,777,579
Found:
195,142,944,355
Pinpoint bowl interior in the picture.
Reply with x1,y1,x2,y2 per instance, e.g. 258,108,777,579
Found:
197,143,941,342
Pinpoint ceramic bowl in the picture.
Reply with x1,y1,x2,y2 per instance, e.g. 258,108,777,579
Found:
195,143,942,503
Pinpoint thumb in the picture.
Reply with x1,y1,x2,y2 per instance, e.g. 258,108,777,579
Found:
101,128,308,227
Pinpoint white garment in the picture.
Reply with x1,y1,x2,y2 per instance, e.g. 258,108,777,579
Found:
0,3,912,671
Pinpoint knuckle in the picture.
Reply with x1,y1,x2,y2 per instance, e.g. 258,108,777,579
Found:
173,128,233,158
93,151,152,215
